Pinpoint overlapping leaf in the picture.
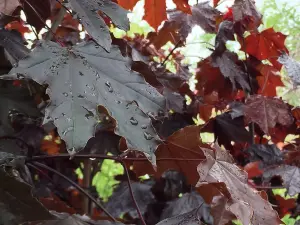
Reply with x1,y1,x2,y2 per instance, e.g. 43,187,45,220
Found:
133,126,206,185
197,144,281,225
212,50,250,91
148,2,220,48
0,29,29,64
157,193,213,225
232,0,262,26
278,53,300,87
244,95,294,134
245,144,283,166
244,28,288,70
264,165,300,197
0,84,40,136
0,169,53,225
0,0,19,15
105,182,155,218
6,41,166,164
66,0,129,51
143,0,167,31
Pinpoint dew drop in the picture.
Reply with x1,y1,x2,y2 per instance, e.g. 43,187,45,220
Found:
129,117,138,125
79,71,84,76
141,124,147,129
105,81,113,93
143,132,153,140
78,94,85,98
147,112,155,118
63,92,68,97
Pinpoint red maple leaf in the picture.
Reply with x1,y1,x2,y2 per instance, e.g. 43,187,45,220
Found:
256,64,284,97
133,126,207,185
213,0,221,7
173,0,191,14
223,7,233,21
244,28,289,70
244,95,294,134
143,0,167,31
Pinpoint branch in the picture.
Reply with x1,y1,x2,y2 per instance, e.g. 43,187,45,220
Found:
28,154,205,162
161,40,182,65
22,0,64,46
45,7,66,41
31,161,116,222
120,160,147,225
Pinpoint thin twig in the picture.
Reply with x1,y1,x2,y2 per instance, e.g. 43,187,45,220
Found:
27,163,60,190
255,186,285,189
161,40,182,65
120,160,147,225
22,0,64,46
45,7,66,41
28,154,205,162
31,161,116,222
242,37,255,145
54,0,73,15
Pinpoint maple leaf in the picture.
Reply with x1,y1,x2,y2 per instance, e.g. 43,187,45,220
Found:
256,64,284,97
0,0,20,15
214,21,234,54
173,0,191,14
195,57,234,98
201,113,252,149
159,192,214,225
117,0,139,10
157,194,214,225
0,29,29,65
274,195,296,218
213,0,221,7
0,84,40,136
66,0,129,51
133,126,206,185
4,41,166,164
278,53,300,88
197,144,281,225
245,144,283,166
211,196,236,225
148,2,221,48
263,165,300,197
105,182,155,218
143,0,167,31
244,95,294,134
232,0,262,26
212,50,250,91
244,28,288,70
0,169,54,224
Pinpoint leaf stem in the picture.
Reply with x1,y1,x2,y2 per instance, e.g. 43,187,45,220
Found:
31,161,116,222
161,40,182,65
120,160,147,225
22,0,64,46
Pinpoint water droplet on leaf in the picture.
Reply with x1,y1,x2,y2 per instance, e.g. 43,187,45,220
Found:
105,81,113,93
143,132,153,140
129,117,138,125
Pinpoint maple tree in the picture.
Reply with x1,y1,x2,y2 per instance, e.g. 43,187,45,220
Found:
0,0,300,225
